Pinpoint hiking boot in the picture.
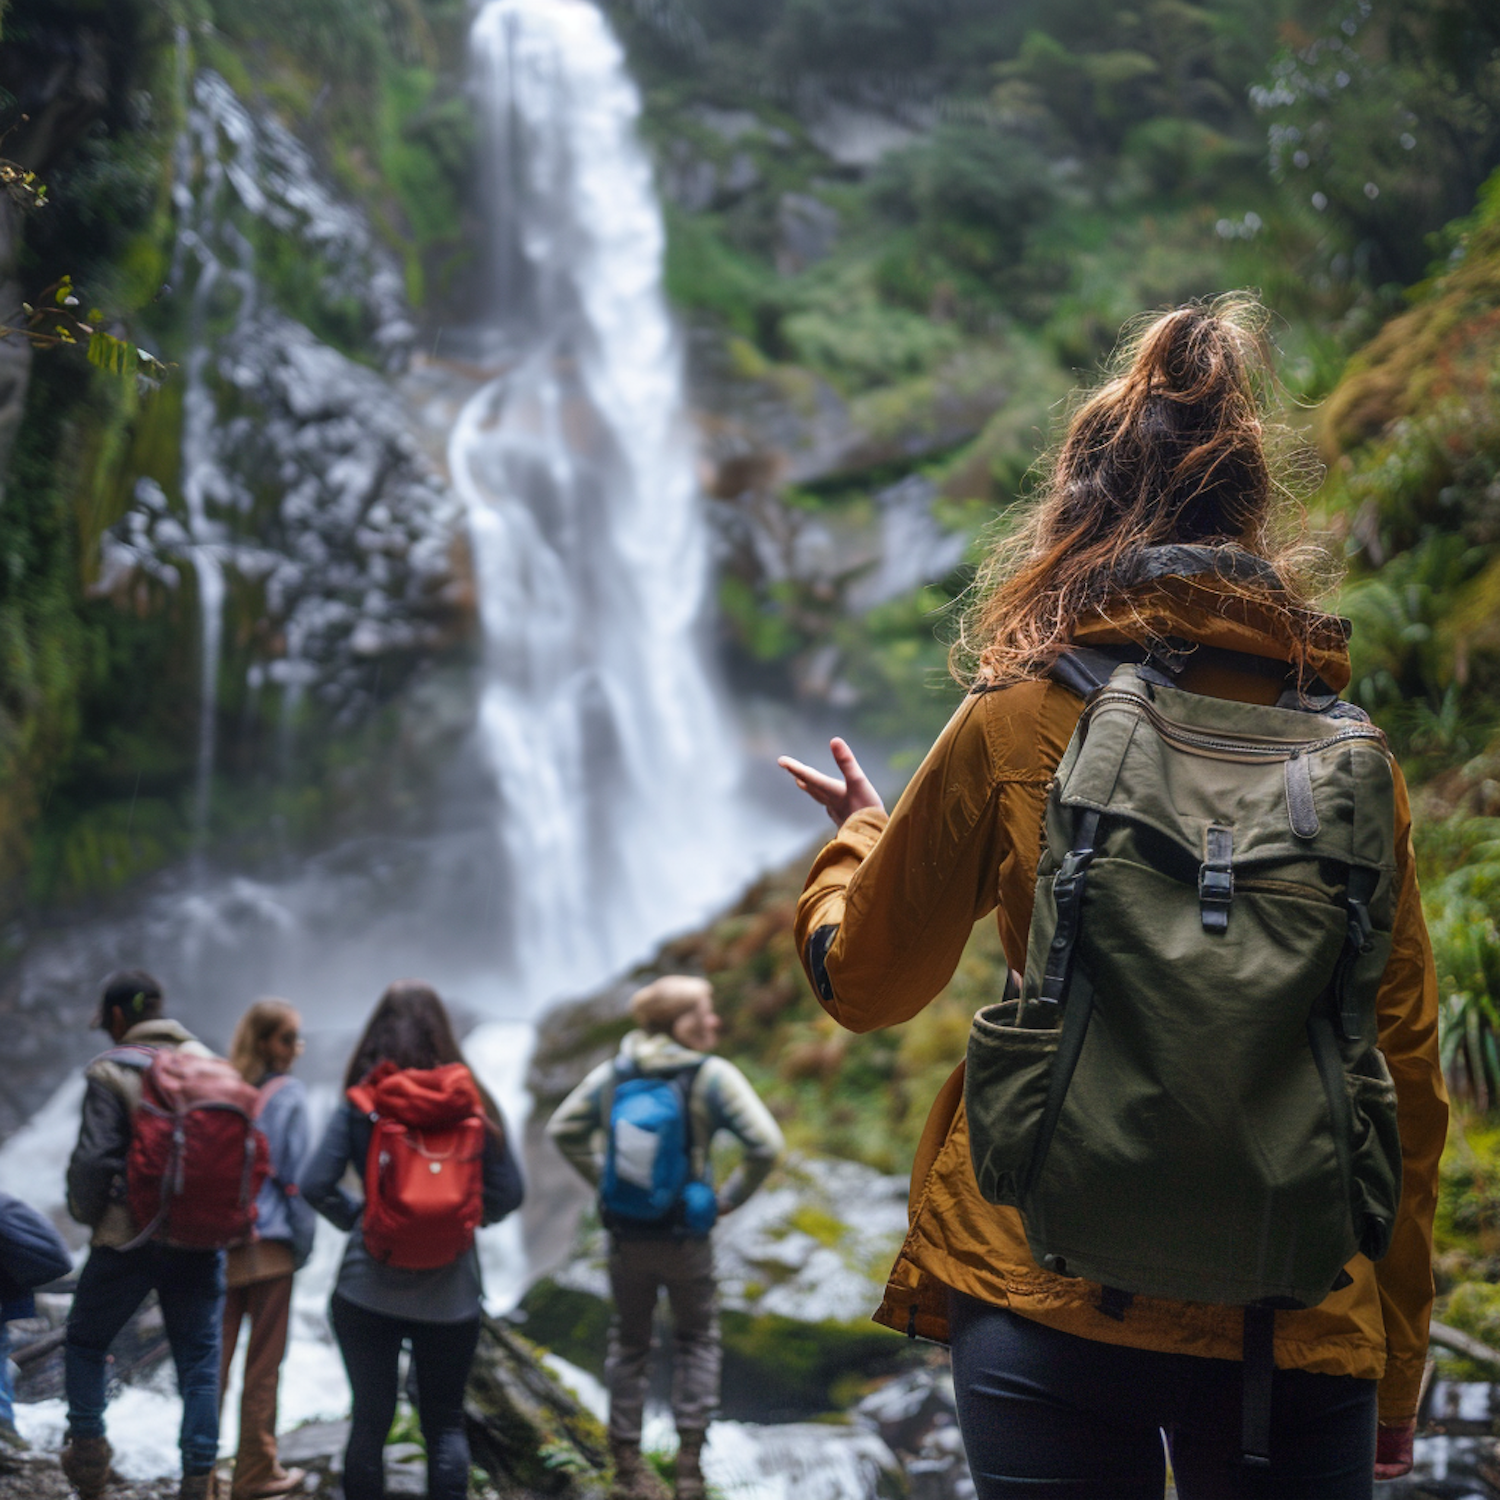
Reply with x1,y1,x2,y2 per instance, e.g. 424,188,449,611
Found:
675,1429,707,1500
60,1432,112,1500
179,1470,218,1500
608,1437,670,1500
242,1466,307,1498
0,1419,28,1453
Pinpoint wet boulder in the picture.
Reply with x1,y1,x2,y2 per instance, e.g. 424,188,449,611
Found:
464,1316,611,1498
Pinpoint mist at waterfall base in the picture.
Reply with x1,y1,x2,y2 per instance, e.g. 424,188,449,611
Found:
0,0,822,1486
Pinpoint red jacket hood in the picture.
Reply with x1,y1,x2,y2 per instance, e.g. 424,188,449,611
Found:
348,1061,484,1127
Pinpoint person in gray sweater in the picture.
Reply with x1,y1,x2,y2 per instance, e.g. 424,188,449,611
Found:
547,975,785,1500
299,980,523,1500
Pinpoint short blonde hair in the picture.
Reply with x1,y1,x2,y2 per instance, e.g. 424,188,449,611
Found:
629,975,711,1035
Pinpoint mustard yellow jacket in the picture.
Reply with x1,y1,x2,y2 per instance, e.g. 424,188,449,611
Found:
794,580,1448,1426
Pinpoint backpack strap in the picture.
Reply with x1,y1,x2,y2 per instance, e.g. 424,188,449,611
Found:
1241,1305,1276,1467
677,1061,710,1180
598,1055,635,1144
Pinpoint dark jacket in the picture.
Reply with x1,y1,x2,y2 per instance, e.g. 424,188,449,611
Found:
0,1192,73,1321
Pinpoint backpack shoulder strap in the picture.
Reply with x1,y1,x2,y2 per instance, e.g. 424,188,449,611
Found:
101,1044,156,1069
599,1054,636,1136
1048,645,1142,698
675,1060,711,1178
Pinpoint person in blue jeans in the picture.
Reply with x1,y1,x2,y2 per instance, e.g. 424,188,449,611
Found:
62,970,227,1500
0,1189,74,1451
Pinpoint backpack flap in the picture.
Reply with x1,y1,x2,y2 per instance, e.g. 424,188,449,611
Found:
600,1061,708,1232
970,662,1403,1308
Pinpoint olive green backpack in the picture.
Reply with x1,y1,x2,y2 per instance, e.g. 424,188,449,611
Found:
965,637,1402,1464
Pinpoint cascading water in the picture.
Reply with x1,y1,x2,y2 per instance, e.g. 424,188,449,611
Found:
1,7,809,1482
450,0,781,1002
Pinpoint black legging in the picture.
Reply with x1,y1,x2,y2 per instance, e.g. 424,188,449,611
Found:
329,1294,481,1500
949,1291,1377,1500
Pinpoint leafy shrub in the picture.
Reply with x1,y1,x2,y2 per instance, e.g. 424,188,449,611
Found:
870,123,1057,275
1427,827,1500,1109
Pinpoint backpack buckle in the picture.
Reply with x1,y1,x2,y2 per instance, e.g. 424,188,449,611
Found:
1198,825,1235,933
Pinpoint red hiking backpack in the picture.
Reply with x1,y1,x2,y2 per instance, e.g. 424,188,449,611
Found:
115,1047,272,1251
346,1061,487,1270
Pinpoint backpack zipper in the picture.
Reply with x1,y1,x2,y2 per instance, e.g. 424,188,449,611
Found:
1088,691,1386,762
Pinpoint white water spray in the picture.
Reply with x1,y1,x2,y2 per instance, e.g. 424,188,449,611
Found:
451,0,772,1006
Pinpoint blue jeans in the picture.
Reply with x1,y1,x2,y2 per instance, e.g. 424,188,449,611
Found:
0,1322,13,1428
65,1245,225,1475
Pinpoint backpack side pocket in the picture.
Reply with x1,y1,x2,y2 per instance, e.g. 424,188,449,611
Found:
966,1000,1060,1208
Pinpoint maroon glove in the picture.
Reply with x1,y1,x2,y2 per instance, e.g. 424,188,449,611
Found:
1374,1421,1415,1480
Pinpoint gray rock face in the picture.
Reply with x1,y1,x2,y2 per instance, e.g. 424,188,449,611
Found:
776,193,840,276
92,68,467,735
95,308,465,729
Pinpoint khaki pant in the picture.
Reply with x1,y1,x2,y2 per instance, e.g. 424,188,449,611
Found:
605,1236,718,1444
219,1251,294,1500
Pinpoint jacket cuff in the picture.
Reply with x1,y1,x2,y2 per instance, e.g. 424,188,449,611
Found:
838,806,888,848
1377,1355,1427,1427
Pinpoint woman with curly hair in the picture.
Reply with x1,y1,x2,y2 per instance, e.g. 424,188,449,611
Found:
780,299,1446,1499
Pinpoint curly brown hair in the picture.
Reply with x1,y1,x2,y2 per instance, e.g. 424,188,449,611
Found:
951,295,1337,687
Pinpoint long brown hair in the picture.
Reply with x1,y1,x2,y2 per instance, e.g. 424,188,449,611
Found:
344,979,503,1132
951,295,1336,687
229,997,299,1083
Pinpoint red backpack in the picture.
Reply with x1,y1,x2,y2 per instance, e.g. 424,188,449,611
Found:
346,1061,487,1270
115,1047,272,1251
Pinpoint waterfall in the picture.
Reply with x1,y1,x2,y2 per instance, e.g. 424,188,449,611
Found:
450,0,772,1003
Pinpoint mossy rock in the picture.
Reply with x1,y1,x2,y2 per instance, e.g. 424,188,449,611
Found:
465,1316,611,1498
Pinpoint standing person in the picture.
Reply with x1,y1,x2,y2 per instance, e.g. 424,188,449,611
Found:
0,1191,74,1452
778,300,1447,1499
62,970,230,1500
547,975,785,1500
219,999,317,1500
299,980,523,1500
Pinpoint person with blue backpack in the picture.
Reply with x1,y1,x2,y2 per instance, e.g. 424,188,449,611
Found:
547,975,784,1500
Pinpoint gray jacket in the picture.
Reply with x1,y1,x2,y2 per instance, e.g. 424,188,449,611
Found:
66,1018,214,1247
546,1030,785,1216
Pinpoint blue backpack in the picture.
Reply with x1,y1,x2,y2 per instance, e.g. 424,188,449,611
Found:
599,1060,717,1235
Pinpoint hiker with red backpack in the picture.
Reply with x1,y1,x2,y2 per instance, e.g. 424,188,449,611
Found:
779,301,1448,1498
63,969,269,1500
298,979,522,1500
546,975,785,1500
218,998,317,1500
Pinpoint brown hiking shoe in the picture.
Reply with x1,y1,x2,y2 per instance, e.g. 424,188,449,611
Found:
675,1429,707,1500
178,1471,219,1500
608,1437,670,1500
60,1432,112,1500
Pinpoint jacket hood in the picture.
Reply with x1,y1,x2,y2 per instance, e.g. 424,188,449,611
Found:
1074,572,1352,692
620,1029,709,1073
118,1018,200,1049
349,1060,484,1127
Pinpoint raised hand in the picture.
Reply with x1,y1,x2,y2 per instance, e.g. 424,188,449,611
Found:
777,737,886,828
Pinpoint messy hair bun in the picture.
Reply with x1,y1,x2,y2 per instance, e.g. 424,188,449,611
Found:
952,294,1333,686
